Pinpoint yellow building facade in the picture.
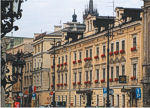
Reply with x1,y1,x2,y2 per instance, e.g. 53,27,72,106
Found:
48,2,145,107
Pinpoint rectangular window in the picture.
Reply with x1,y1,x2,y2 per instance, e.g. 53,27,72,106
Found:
86,71,88,81
111,43,114,52
65,55,67,62
74,73,77,82
133,64,136,77
58,74,60,83
74,95,76,106
103,46,106,54
96,47,99,56
66,95,67,104
58,96,60,102
74,52,76,61
122,40,125,50
80,95,82,106
110,95,114,106
62,74,63,84
90,49,92,58
111,67,113,79
103,97,105,106
103,68,105,80
133,36,137,47
116,66,119,78
62,96,63,101
65,73,67,84
116,42,119,51
96,95,99,106
90,70,92,82
38,44,40,52
79,72,81,82
122,94,125,107
58,57,60,64
79,52,82,60
62,56,64,64
86,50,88,58
122,65,125,76
117,95,119,107
96,69,99,81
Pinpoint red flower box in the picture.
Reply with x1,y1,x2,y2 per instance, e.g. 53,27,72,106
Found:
88,57,92,60
72,82,76,85
60,64,63,67
109,78,113,82
114,78,119,81
78,60,82,63
64,83,67,86
84,81,88,84
131,46,136,51
64,62,67,65
57,84,60,87
94,56,99,59
94,80,98,83
114,51,119,55
57,64,60,67
77,82,81,85
101,79,105,83
87,81,91,84
120,49,125,54
73,61,76,64
60,83,63,86
84,58,88,62
51,84,54,87
109,52,113,56
131,76,136,80
51,65,54,68
101,54,105,58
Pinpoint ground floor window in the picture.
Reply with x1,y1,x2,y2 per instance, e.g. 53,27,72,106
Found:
96,95,99,106
122,94,125,107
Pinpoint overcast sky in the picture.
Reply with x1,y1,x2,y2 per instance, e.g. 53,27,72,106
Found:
7,0,143,38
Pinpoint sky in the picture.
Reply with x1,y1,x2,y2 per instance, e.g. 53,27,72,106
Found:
7,0,143,38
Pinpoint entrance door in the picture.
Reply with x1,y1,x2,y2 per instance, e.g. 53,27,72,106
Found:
86,93,92,107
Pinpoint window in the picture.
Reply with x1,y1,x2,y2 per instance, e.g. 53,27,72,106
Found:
74,52,77,61
38,44,40,52
74,73,77,82
86,71,88,81
58,96,60,102
103,45,106,54
74,95,76,106
86,50,88,58
96,69,99,81
122,94,125,107
62,56,64,64
90,70,92,82
122,40,125,50
133,36,136,47
90,49,92,58
111,67,114,79
116,66,119,78
122,65,125,75
65,73,67,84
103,97,105,106
110,95,114,106
65,55,67,62
116,42,119,51
96,95,99,106
79,52,82,60
62,74,63,84
79,72,81,82
66,95,67,104
58,74,60,83
58,57,60,64
103,68,105,80
133,64,137,77
96,47,99,56
80,95,82,106
111,43,114,52
62,96,63,101
116,95,119,107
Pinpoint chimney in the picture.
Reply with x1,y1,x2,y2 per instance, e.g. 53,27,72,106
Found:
54,25,62,32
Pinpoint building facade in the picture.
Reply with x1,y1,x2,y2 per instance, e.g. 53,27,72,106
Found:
48,0,146,107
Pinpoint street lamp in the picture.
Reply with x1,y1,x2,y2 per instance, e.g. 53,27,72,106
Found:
1,0,26,38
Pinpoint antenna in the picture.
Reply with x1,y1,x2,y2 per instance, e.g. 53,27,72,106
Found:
60,20,61,25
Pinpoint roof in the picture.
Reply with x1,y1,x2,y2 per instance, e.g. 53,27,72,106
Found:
47,30,62,36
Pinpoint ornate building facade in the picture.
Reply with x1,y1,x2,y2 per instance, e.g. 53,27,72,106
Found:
48,0,147,107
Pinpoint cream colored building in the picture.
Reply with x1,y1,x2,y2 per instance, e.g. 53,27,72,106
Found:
48,0,146,107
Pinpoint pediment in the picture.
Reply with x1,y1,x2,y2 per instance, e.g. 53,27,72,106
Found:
84,61,93,68
110,58,114,64
120,56,126,62
114,57,120,63
64,67,68,72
